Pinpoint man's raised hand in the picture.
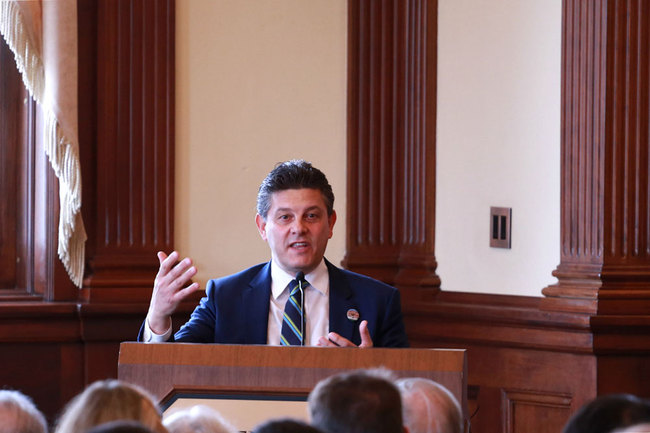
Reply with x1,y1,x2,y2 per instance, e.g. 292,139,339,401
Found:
146,251,201,334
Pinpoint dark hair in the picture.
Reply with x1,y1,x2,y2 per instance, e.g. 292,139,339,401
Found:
256,160,334,219
308,369,403,433
252,419,324,433
562,394,650,433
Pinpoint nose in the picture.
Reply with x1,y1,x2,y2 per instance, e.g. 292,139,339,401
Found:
291,218,307,234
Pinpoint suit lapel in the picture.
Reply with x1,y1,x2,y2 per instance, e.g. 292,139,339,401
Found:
243,262,272,344
327,260,360,344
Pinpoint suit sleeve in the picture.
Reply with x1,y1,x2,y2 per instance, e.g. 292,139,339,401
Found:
376,287,409,348
171,280,219,343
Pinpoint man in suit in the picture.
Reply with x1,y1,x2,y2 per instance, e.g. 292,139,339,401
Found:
140,159,408,347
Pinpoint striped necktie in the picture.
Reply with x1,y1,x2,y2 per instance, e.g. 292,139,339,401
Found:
280,274,308,346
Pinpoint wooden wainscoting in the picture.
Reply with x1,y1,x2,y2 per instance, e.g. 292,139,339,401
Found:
403,291,650,433
0,301,198,427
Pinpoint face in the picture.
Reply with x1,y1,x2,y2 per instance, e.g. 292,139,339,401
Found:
256,188,336,276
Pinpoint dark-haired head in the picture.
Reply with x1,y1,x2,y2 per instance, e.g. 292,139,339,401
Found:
308,369,403,433
562,394,650,433
252,419,324,433
256,160,334,220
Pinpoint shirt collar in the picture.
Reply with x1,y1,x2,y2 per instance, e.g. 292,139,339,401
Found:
270,259,329,299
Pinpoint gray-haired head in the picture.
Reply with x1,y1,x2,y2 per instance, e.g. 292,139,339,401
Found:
164,405,237,433
256,160,334,220
0,389,48,433
394,378,463,433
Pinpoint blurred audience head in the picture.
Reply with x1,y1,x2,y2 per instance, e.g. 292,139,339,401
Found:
0,389,48,433
54,379,166,433
395,378,463,433
252,418,324,433
612,423,650,432
308,368,404,433
164,405,236,433
85,421,156,433
562,394,650,433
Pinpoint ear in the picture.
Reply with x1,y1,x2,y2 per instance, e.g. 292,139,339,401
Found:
328,210,337,238
255,213,268,241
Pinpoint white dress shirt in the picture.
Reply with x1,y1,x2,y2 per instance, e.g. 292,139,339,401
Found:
267,259,329,346
143,259,330,345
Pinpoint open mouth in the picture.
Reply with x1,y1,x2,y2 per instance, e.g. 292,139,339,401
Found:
290,242,309,250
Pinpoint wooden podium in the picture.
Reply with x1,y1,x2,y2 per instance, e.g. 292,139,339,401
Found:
118,343,467,429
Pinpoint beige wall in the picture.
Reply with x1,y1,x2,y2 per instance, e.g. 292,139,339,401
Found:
436,0,562,296
176,0,562,297
175,0,347,289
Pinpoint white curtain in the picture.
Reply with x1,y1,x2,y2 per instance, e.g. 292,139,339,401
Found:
0,0,86,287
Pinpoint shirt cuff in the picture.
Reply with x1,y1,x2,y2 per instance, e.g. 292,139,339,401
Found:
143,317,172,342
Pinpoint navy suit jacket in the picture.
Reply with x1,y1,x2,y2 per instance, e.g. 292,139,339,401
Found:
140,260,408,347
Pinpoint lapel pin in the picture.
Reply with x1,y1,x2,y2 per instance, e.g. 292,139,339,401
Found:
347,309,360,322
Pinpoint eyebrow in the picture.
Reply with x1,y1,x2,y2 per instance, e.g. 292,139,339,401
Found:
273,206,323,214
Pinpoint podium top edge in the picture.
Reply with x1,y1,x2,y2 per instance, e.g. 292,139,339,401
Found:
118,342,466,373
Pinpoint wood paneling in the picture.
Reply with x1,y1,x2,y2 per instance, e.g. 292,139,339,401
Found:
543,0,650,314
0,301,197,423
82,0,175,302
405,294,597,433
403,290,650,433
344,0,439,300
502,390,572,433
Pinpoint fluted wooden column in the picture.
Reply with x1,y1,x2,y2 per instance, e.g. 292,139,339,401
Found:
543,0,650,314
81,0,175,302
344,0,439,300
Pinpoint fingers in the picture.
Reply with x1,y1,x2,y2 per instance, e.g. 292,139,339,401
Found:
324,332,356,347
157,250,167,265
173,281,202,303
316,321,374,348
358,320,374,348
151,251,199,314
158,251,181,276
317,336,336,347
156,252,196,290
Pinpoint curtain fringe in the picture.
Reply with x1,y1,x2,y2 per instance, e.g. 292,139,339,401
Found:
0,1,86,287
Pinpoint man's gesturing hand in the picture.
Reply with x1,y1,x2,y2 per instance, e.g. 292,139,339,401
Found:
146,251,201,334
316,320,374,348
